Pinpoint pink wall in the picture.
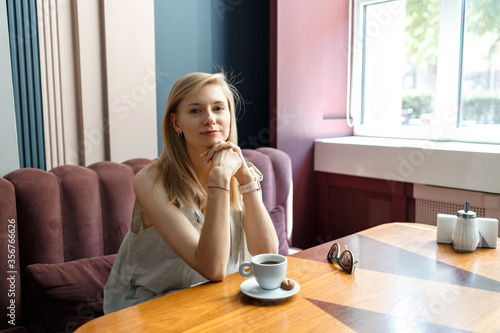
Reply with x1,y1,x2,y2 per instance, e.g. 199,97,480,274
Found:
272,0,353,248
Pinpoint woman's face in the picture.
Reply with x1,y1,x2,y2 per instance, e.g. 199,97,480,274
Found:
171,83,231,152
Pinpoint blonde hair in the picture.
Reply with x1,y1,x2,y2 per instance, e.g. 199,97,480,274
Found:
154,72,242,211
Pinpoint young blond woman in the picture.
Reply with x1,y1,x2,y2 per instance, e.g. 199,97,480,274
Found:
104,72,279,313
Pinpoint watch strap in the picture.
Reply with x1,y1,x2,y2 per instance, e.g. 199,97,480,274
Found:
238,178,261,194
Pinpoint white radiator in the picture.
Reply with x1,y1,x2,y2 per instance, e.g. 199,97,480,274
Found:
414,184,500,235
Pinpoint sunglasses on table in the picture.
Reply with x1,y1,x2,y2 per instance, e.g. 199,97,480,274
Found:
327,243,358,274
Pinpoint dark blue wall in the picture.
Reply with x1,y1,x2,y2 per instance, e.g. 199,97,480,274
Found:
6,0,45,169
154,0,270,155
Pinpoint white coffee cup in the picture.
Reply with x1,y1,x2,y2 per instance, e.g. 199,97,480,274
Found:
239,253,287,290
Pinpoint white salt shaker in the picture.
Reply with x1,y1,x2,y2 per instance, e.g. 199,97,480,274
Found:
452,201,480,252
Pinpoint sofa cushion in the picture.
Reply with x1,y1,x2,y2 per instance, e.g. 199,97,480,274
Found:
25,255,116,332
269,206,289,256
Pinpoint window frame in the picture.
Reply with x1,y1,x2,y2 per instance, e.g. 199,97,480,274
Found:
350,0,500,145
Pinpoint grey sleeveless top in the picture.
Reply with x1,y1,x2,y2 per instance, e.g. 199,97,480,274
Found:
103,199,249,314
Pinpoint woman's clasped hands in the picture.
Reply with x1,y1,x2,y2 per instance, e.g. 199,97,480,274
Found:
201,141,254,186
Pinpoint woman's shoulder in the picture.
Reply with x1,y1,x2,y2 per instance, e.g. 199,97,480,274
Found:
134,163,162,194
133,162,179,216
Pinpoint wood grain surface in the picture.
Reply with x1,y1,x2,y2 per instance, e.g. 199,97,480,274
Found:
77,223,500,332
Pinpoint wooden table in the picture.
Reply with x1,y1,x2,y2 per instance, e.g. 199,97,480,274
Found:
76,223,500,332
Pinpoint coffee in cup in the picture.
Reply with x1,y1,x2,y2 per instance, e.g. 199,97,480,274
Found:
239,253,287,290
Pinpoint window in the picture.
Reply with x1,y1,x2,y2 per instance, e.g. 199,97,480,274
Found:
350,0,500,144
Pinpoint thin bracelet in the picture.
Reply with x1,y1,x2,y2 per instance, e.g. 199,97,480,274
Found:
207,185,229,192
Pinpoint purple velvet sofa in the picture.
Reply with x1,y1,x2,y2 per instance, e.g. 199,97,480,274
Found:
0,148,293,332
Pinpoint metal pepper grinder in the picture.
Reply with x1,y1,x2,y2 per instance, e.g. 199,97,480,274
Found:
452,201,480,252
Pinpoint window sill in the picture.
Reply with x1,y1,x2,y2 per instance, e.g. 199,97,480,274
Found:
314,136,500,194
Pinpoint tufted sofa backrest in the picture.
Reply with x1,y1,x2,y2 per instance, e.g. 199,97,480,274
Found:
243,148,293,244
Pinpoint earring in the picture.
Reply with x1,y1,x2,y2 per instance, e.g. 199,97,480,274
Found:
177,131,182,138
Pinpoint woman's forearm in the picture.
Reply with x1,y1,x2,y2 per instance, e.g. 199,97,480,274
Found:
194,171,232,281
242,190,279,255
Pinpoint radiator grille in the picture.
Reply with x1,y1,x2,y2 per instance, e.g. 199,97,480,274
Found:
415,199,486,226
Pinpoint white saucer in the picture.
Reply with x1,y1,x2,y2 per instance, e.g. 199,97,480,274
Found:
240,278,300,300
